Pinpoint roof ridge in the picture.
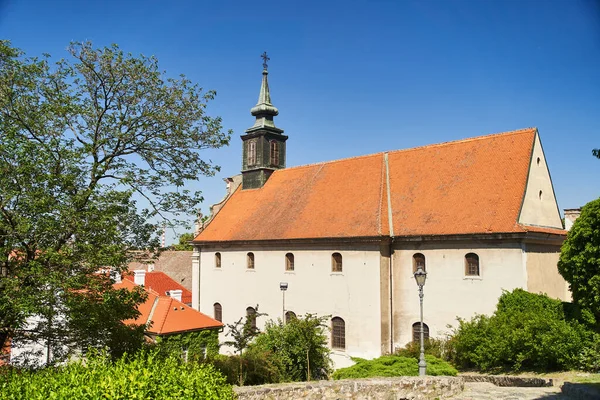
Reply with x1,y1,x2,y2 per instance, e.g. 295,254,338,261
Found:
272,128,537,174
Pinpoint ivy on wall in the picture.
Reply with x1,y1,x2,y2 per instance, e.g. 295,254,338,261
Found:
155,329,220,361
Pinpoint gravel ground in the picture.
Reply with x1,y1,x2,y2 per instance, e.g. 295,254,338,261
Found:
448,382,567,400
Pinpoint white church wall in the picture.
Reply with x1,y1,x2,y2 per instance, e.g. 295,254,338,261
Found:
391,241,526,348
518,132,563,228
196,244,382,369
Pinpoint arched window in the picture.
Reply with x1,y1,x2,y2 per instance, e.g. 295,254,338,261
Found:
213,303,222,322
332,317,345,349
215,252,221,269
247,140,256,166
412,253,426,273
285,311,296,324
285,253,294,271
270,141,279,166
246,306,257,329
247,252,255,269
331,253,343,272
465,253,480,276
412,322,429,343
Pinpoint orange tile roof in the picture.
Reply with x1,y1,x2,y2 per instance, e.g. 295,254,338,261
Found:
195,128,565,242
114,280,222,335
124,271,192,304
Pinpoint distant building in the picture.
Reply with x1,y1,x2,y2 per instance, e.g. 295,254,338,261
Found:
115,277,221,341
564,208,581,231
128,250,193,291
191,61,568,368
124,270,192,306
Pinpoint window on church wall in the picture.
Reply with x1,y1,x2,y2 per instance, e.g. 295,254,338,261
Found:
332,317,346,349
246,306,257,329
285,253,294,271
332,253,343,272
412,253,426,273
270,140,280,166
465,253,480,276
412,322,429,343
247,252,255,269
247,140,256,166
214,303,222,322
215,252,221,268
285,311,296,324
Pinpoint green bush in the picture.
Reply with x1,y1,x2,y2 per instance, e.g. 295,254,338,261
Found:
0,350,233,399
210,348,284,386
395,337,453,360
450,289,595,372
249,314,332,382
332,354,457,380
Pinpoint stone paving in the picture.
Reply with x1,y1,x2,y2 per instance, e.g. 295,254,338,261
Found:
449,382,568,400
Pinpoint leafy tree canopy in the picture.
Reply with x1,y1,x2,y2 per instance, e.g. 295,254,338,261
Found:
558,197,600,324
0,40,230,364
171,232,194,251
593,148,599,159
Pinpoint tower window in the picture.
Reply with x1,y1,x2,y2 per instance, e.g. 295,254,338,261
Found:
270,141,280,166
332,317,346,349
246,306,257,330
215,252,221,268
412,322,429,343
412,253,426,273
214,303,222,322
285,253,294,271
332,253,343,272
247,252,255,269
465,253,480,276
247,140,256,166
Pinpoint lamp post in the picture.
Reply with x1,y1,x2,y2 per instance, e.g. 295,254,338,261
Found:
280,282,288,322
413,265,427,376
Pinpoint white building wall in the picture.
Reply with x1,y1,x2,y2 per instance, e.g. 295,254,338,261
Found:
196,244,382,369
392,242,526,348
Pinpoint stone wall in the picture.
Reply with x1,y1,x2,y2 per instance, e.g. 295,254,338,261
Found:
234,377,464,400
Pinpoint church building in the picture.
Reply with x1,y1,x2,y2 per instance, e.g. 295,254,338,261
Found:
191,58,567,368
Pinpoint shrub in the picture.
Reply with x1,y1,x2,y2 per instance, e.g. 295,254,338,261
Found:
395,337,452,360
0,350,233,399
450,289,595,372
210,348,284,386
250,314,332,382
332,354,457,380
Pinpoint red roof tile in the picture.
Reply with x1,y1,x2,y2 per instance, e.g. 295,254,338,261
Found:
114,280,222,335
124,271,192,304
195,128,565,242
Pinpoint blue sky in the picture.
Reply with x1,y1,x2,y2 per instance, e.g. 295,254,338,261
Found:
1,0,599,244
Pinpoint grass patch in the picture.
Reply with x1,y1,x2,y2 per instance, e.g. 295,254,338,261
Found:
333,354,457,380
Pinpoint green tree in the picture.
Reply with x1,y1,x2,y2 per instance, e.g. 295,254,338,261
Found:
251,314,332,381
0,40,230,364
223,305,265,385
172,232,194,251
593,149,599,159
558,198,600,324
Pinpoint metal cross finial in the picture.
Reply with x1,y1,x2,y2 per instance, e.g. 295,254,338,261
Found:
261,51,270,70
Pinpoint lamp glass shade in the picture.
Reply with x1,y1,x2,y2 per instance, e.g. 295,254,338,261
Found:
414,266,427,287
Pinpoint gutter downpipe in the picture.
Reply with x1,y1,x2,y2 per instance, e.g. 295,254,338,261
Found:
384,153,395,353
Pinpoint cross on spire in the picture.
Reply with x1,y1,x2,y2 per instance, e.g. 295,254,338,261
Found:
261,51,270,70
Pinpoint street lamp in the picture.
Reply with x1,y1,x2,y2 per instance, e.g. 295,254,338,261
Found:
413,265,427,376
280,282,288,322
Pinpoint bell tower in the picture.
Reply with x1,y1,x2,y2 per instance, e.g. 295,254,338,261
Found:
241,52,288,190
